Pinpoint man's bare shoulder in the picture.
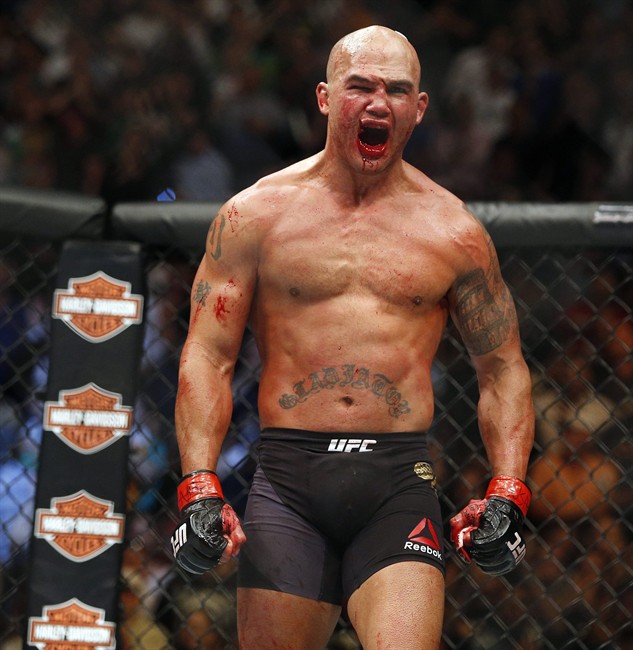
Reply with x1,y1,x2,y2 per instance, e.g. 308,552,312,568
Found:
401,167,494,281
204,157,322,259
228,155,322,215
405,165,484,238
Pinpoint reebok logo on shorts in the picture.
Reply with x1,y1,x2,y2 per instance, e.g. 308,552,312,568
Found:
404,518,443,560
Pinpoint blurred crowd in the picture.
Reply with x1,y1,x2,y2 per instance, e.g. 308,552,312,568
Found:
1,0,632,205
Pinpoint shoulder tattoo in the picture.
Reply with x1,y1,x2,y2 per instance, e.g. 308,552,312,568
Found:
453,224,515,355
208,213,226,260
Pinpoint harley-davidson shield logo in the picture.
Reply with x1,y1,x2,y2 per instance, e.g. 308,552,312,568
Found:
43,383,132,454
27,597,116,649
52,271,143,342
34,490,125,562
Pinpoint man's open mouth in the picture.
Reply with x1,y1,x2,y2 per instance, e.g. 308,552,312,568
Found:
357,125,389,159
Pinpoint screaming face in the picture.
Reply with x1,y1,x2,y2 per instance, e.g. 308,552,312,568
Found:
317,26,428,173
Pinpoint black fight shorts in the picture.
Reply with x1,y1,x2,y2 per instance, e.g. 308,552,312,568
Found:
237,428,445,605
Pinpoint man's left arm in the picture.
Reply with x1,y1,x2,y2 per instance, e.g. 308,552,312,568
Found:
447,218,534,575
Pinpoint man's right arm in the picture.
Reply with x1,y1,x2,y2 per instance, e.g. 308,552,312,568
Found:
172,200,258,571
176,201,258,473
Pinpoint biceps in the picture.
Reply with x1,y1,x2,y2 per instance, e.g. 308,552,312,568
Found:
186,256,254,361
450,268,518,356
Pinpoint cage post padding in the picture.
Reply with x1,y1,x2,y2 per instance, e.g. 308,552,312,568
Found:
24,240,145,647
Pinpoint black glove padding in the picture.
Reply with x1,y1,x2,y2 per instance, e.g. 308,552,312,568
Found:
171,497,228,574
469,496,526,575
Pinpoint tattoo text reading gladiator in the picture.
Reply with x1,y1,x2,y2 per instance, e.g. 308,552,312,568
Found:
278,364,411,418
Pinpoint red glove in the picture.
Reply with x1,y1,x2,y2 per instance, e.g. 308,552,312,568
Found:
450,476,531,575
170,470,245,574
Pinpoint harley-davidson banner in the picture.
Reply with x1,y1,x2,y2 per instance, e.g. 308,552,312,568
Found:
52,271,143,343
25,240,145,647
34,490,125,562
27,598,116,650
43,383,133,454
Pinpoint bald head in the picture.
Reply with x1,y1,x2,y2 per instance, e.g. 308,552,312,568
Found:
326,26,421,88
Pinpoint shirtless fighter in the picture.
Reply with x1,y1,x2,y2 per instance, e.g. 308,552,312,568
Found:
171,25,534,649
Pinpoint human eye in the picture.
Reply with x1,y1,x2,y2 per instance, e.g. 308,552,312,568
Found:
347,77,374,92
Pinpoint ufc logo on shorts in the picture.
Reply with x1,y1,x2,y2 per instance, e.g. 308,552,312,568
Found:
507,532,526,562
171,523,187,557
328,438,376,452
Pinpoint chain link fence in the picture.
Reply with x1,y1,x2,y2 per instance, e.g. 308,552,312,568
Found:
1,204,632,649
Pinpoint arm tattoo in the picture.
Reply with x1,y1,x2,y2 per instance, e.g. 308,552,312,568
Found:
208,213,226,260
193,280,211,305
454,226,515,355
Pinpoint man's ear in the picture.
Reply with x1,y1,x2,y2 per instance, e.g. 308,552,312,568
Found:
316,82,329,116
416,91,429,125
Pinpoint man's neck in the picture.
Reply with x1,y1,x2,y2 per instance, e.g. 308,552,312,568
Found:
315,149,405,207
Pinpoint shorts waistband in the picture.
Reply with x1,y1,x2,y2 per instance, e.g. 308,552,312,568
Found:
260,427,427,444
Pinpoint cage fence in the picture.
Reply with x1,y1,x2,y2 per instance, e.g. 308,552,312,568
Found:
1,220,632,650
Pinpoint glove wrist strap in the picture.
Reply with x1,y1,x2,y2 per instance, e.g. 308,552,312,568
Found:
485,475,531,517
178,470,224,511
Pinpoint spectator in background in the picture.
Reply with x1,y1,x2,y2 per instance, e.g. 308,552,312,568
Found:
101,122,159,205
442,24,518,147
211,56,291,189
532,71,612,201
1,0,632,204
424,92,490,198
173,126,234,203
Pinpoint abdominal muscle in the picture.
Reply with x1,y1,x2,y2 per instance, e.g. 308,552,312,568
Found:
258,379,436,433
254,303,444,434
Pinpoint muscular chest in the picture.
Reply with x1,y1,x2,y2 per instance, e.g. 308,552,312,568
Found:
259,204,454,308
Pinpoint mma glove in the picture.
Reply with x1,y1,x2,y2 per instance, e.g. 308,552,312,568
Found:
170,470,241,574
450,476,531,576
